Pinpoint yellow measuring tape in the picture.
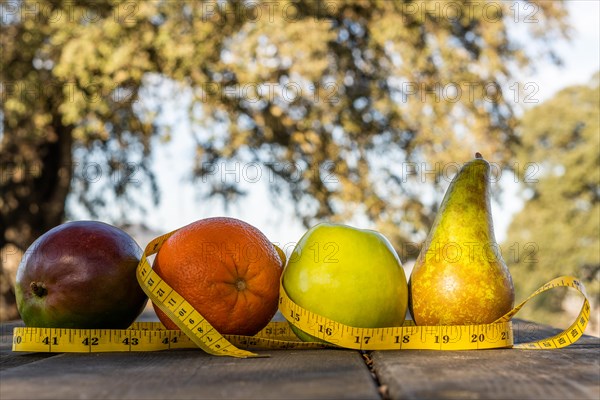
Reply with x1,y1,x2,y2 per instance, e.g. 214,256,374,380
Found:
12,229,591,356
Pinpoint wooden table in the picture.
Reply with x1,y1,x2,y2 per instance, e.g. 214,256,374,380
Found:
1,317,598,400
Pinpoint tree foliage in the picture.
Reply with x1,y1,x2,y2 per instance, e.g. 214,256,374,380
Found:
1,1,569,317
504,73,600,325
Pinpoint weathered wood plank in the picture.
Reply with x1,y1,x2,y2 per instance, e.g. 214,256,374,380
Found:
0,321,60,369
372,319,600,400
0,349,380,400
3,317,598,400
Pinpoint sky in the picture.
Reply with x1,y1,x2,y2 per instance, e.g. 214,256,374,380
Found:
89,1,600,252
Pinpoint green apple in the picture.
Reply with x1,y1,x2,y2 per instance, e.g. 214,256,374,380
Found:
282,223,408,341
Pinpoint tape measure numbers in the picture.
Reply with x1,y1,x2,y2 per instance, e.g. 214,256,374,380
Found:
501,276,591,349
11,321,329,353
278,282,513,351
278,275,590,351
12,225,592,356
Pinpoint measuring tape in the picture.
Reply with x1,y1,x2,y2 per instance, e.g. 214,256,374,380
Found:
279,274,591,351
12,227,591,356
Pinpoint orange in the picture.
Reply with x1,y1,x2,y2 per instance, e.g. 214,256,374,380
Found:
152,217,284,336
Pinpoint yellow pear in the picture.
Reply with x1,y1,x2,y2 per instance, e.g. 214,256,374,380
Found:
409,153,514,325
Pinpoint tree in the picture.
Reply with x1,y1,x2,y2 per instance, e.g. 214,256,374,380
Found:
504,73,599,329
1,0,568,319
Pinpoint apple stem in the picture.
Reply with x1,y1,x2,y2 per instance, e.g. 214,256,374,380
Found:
30,282,47,297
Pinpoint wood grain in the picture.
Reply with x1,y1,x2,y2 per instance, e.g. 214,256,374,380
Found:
371,319,600,400
0,320,60,369
2,318,598,400
1,349,380,400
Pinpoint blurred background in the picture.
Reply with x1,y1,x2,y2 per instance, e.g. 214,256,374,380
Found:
1,0,598,335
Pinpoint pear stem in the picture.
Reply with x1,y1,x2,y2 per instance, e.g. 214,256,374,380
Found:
475,152,483,159
30,282,47,297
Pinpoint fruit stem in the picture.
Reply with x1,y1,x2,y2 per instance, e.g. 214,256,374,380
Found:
235,278,246,291
475,152,483,159
30,282,47,297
